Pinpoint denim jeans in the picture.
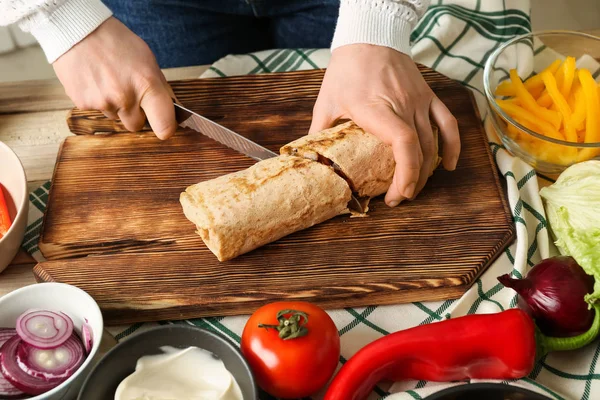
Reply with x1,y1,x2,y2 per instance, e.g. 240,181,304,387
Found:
102,0,340,68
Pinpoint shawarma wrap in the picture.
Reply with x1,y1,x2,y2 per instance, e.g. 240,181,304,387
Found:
280,121,442,209
281,121,394,198
180,120,442,261
180,155,352,261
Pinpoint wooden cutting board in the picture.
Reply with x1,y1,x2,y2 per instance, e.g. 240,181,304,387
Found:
33,68,515,325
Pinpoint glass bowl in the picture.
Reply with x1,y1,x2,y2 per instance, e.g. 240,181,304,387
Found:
484,30,600,177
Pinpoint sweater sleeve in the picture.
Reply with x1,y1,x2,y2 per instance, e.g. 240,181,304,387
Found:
331,0,430,57
0,0,112,63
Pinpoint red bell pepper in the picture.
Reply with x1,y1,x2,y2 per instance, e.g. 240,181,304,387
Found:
324,307,600,400
0,185,12,238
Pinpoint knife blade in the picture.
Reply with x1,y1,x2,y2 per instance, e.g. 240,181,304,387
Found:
174,102,277,161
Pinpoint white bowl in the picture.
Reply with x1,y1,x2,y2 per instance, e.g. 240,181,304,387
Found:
0,283,104,399
0,141,29,273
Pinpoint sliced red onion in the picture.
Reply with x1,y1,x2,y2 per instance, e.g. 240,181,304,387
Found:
0,373,26,399
0,330,26,399
0,335,63,395
0,329,16,346
81,319,93,355
16,334,85,381
16,310,73,350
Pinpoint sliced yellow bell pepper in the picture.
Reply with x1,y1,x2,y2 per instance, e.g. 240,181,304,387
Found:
495,80,514,96
510,69,562,130
571,73,580,92
493,59,561,97
528,85,546,99
505,97,521,105
560,56,577,98
537,61,566,107
494,57,600,163
515,116,540,135
567,92,576,112
537,91,552,107
578,69,600,143
512,117,542,147
567,77,580,110
540,71,577,142
496,99,565,141
526,59,562,91
541,142,578,166
576,69,600,161
506,123,522,141
576,148,600,162
571,85,586,131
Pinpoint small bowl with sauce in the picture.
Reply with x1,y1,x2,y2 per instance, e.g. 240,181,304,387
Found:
78,325,258,400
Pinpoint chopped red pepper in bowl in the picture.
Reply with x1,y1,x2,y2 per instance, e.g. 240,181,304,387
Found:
0,186,12,239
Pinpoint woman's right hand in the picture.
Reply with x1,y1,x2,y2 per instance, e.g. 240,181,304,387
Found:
53,17,178,140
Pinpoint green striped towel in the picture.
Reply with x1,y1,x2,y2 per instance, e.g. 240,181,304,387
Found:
20,1,600,399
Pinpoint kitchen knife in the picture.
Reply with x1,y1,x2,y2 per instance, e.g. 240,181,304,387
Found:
174,102,277,161
173,102,364,211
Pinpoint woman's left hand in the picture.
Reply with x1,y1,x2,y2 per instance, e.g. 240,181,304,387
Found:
310,44,461,207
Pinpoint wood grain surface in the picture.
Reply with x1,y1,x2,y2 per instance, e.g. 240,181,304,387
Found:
34,67,515,325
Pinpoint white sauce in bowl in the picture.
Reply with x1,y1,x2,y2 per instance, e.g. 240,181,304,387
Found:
115,346,243,400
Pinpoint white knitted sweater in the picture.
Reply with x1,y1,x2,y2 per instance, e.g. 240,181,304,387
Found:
0,0,429,63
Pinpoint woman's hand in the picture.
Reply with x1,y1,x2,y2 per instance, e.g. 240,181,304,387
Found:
53,17,177,140
311,44,461,207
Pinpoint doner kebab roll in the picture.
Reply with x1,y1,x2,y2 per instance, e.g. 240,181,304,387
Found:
180,121,441,261
180,155,352,261
281,121,442,204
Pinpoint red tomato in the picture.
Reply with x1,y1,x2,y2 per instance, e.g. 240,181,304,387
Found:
241,301,340,398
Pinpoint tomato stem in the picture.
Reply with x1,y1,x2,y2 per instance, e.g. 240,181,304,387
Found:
258,309,309,340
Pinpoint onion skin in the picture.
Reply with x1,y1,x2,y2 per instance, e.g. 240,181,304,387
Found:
498,256,595,338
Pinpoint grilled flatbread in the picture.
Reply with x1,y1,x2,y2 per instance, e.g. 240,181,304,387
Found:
181,120,442,261
280,121,441,199
180,155,351,261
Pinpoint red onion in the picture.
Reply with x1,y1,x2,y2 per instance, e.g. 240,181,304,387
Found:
0,335,63,395
498,256,595,337
16,310,73,350
17,334,85,381
0,375,25,399
81,319,93,355
0,330,26,399
0,329,16,345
